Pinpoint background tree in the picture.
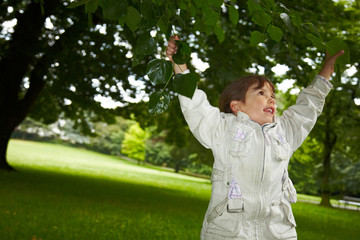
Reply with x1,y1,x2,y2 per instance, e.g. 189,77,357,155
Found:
87,117,132,156
145,130,173,167
121,122,149,164
0,0,153,170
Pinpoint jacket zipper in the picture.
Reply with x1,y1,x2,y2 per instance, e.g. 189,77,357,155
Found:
261,125,270,181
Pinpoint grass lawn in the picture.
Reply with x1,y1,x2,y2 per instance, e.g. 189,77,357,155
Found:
1,139,359,240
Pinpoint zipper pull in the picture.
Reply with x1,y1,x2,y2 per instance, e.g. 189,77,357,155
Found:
263,131,270,146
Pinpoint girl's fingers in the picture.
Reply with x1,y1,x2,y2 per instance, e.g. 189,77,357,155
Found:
166,35,180,61
169,35,179,44
324,50,344,67
166,49,176,56
168,42,177,50
331,50,345,61
166,45,177,54
168,35,180,46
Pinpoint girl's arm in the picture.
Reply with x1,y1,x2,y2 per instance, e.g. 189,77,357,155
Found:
166,36,222,149
280,50,344,150
178,89,223,149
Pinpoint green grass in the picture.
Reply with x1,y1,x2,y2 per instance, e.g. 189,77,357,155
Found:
1,139,360,240
293,202,360,239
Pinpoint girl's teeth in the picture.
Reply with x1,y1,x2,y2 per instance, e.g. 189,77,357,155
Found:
266,108,273,113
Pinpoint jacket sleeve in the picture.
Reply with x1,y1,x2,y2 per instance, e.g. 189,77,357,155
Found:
279,75,332,151
178,89,223,149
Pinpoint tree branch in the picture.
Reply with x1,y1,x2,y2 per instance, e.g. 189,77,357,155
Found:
18,11,88,121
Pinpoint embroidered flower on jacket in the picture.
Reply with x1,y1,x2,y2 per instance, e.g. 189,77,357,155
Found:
234,129,247,141
277,131,287,144
228,178,242,199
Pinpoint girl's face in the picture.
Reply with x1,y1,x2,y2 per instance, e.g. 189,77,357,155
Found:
232,82,276,125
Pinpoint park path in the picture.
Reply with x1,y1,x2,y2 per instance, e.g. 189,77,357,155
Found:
297,199,360,211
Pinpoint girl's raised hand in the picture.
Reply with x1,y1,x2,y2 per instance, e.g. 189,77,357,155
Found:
319,50,345,80
166,35,188,74
166,35,180,63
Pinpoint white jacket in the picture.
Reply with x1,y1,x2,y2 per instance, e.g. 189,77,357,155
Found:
178,75,332,240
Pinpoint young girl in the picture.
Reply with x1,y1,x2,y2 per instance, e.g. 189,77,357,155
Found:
166,36,344,240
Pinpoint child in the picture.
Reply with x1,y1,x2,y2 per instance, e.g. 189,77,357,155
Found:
166,36,344,240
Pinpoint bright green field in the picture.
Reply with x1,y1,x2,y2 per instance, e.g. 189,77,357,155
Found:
1,140,359,240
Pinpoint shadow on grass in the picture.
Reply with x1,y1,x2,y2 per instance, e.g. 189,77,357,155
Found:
0,168,209,239
2,166,209,209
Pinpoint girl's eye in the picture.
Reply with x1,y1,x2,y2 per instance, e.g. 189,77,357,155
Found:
258,91,264,95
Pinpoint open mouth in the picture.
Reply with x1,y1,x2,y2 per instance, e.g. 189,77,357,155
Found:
264,107,275,115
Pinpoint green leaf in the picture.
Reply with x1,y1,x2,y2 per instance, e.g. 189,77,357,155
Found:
253,11,271,27
68,0,86,8
247,0,271,27
306,33,326,50
203,5,219,26
149,91,171,115
140,0,154,22
326,39,350,65
125,6,142,32
193,0,203,8
247,0,262,16
173,73,200,98
262,0,276,11
136,32,157,56
158,17,171,37
290,12,302,28
214,21,225,43
146,59,173,85
208,0,223,8
85,0,98,13
118,18,125,27
249,31,268,46
102,0,128,20
189,4,197,17
229,5,239,26
194,20,213,35
267,24,283,42
179,0,188,10
306,22,320,36
172,41,191,65
133,32,157,67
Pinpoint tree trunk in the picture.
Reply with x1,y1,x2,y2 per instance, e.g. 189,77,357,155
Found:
0,2,47,171
0,98,32,171
0,1,84,171
174,160,181,173
319,118,337,207
320,148,332,206
0,128,15,171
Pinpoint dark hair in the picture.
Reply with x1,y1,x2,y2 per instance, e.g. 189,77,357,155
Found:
219,75,275,113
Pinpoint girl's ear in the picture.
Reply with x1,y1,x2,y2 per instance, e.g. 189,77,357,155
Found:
230,100,242,114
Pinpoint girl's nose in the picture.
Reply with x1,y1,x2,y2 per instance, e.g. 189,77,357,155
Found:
268,97,275,104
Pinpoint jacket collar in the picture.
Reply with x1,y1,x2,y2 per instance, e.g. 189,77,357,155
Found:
236,111,277,129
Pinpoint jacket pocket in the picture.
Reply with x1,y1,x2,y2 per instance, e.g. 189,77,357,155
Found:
283,175,297,204
228,127,253,157
210,168,224,183
268,198,297,239
270,130,291,161
206,198,243,237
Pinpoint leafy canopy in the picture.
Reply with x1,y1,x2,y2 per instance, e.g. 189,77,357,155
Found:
69,0,350,115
